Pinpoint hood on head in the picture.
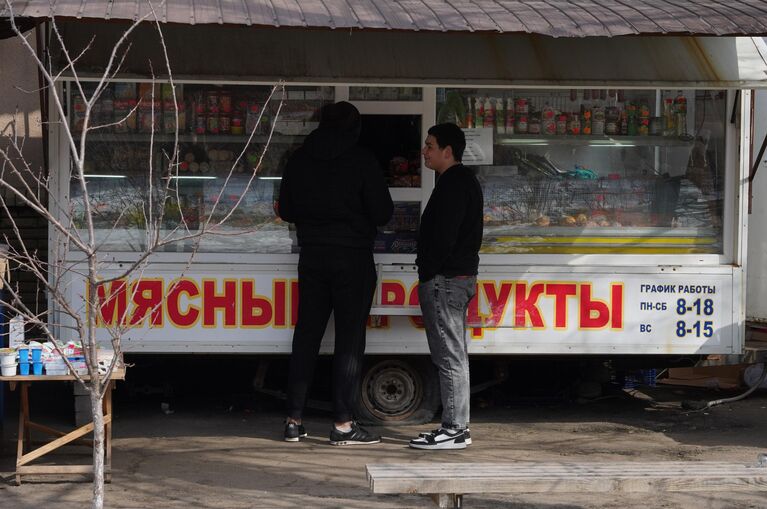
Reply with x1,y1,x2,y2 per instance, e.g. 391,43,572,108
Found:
303,101,362,160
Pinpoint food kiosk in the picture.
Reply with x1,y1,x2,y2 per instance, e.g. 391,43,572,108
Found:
4,4,766,422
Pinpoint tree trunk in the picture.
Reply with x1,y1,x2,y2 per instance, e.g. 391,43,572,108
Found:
90,382,105,509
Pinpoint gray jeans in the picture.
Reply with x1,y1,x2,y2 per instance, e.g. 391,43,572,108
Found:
418,274,477,430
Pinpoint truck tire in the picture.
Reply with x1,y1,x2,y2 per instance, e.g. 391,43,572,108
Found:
355,357,440,426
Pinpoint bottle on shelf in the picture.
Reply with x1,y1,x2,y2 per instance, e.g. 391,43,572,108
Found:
675,90,687,136
541,102,556,135
231,111,244,135
581,107,592,136
505,97,514,134
246,103,261,135
638,102,650,136
626,102,638,136
465,96,473,128
605,106,619,135
483,97,494,128
474,97,484,129
591,104,605,135
495,97,505,134
663,98,676,137
514,97,529,134
219,114,231,135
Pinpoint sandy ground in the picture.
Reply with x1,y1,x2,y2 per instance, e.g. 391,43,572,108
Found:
1,383,767,508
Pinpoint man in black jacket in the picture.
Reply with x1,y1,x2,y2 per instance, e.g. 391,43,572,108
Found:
278,101,393,445
409,123,483,450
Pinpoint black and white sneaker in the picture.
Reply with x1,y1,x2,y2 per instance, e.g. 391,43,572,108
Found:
284,422,307,442
419,428,472,446
410,428,467,450
329,422,381,446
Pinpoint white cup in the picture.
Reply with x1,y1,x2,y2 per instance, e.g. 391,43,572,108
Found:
1,363,17,376
0,354,16,367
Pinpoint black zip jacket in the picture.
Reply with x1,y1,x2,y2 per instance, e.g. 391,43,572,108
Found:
278,104,393,249
416,164,483,282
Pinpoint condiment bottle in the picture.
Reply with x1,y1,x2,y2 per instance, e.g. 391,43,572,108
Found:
541,103,556,135
231,112,244,135
495,98,505,134
663,98,676,137
581,107,592,135
483,97,494,128
246,103,260,134
474,98,484,129
675,91,687,136
505,98,514,134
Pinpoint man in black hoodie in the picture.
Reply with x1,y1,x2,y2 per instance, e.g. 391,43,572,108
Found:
278,101,393,445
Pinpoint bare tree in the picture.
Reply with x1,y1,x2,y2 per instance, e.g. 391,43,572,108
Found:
0,3,286,507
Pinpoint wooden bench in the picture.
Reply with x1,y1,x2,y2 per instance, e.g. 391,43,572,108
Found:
366,457,767,508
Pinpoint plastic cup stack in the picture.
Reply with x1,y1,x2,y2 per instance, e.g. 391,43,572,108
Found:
31,348,43,375
18,347,30,376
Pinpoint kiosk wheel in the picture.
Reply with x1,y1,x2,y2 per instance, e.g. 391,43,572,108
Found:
355,357,440,425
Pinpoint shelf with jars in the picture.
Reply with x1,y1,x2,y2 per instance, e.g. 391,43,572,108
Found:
70,82,332,140
438,88,694,138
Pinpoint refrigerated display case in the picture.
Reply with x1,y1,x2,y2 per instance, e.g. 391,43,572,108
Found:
436,88,726,255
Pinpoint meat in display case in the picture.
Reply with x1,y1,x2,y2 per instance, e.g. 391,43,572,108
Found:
437,88,726,254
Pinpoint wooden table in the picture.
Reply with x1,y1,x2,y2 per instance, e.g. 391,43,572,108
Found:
0,369,125,485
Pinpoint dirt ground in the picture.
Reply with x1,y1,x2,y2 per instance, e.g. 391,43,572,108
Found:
1,380,767,508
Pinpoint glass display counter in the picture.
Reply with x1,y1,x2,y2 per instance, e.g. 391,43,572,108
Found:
436,88,726,255
68,82,424,254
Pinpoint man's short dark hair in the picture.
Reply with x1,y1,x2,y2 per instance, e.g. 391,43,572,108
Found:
428,123,466,162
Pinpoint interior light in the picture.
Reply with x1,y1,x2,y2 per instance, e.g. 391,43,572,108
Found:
497,138,547,145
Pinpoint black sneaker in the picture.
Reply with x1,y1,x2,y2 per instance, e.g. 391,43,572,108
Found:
284,422,307,442
419,427,471,445
410,428,467,450
329,422,381,446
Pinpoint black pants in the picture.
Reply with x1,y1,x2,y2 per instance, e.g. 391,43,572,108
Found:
286,246,377,423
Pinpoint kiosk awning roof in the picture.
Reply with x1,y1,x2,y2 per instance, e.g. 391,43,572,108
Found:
4,0,767,38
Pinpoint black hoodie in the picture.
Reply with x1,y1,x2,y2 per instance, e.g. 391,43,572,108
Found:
278,102,394,249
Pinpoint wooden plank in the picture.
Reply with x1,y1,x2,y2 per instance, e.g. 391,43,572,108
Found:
367,462,767,475
21,383,31,451
27,421,93,447
366,462,767,494
371,476,767,494
17,415,112,467
15,384,24,486
0,368,126,382
17,465,94,475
